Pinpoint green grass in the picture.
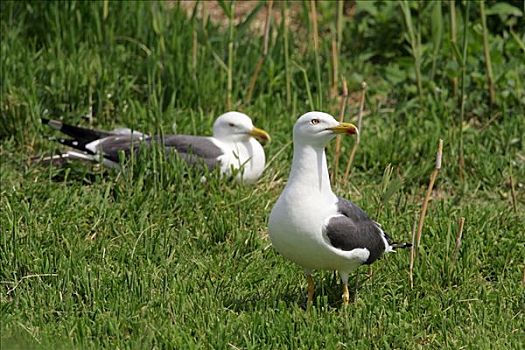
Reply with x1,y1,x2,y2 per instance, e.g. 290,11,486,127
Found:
1,1,524,349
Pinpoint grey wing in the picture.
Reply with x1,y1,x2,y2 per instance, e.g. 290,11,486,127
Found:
89,134,148,162
160,135,224,169
92,134,224,169
324,197,387,264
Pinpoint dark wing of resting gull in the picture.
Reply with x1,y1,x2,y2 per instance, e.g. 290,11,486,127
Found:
89,135,224,169
162,136,223,169
41,118,224,168
324,197,406,265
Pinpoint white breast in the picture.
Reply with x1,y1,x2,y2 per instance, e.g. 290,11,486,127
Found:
269,187,369,272
217,138,265,184
269,187,332,269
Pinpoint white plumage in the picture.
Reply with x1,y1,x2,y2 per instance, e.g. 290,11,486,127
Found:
269,111,410,305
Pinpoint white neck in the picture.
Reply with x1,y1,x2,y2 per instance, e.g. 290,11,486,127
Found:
286,142,333,196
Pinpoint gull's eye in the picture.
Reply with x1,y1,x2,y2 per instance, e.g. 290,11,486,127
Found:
310,119,320,125
228,123,235,127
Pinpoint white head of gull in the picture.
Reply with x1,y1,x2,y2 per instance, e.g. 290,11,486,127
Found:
210,111,270,184
268,111,410,305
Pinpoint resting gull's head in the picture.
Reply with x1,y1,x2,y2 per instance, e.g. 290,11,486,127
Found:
213,111,270,143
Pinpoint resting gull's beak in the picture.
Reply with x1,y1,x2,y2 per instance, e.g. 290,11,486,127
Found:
249,127,271,143
328,122,358,135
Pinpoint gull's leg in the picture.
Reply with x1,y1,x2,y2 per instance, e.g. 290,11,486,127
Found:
305,270,314,305
340,272,350,305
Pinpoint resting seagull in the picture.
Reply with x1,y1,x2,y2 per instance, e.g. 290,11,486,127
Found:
41,111,270,184
268,111,410,305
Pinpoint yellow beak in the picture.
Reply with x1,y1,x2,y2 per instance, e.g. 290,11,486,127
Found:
249,127,271,142
328,122,359,135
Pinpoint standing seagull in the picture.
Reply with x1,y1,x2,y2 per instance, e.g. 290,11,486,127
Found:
41,111,270,184
268,111,410,305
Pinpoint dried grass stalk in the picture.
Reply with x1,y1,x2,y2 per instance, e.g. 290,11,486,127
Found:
246,0,273,103
331,37,339,100
310,0,319,53
331,78,348,181
342,81,367,183
415,139,443,249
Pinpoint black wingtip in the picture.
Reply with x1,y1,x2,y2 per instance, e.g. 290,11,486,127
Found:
391,242,412,250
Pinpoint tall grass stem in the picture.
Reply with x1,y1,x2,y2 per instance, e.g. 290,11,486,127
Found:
509,175,518,214
294,62,315,111
283,2,292,106
310,0,322,109
336,0,343,54
332,78,348,181
449,0,458,97
430,1,443,81
400,1,423,99
343,81,367,183
246,0,273,103
458,1,470,181
416,139,443,249
409,211,418,289
331,36,338,100
480,1,496,107
227,1,235,110
452,217,465,262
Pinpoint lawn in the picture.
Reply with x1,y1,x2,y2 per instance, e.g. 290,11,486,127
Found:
1,1,524,349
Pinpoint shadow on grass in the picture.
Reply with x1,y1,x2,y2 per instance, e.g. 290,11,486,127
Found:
221,272,365,312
